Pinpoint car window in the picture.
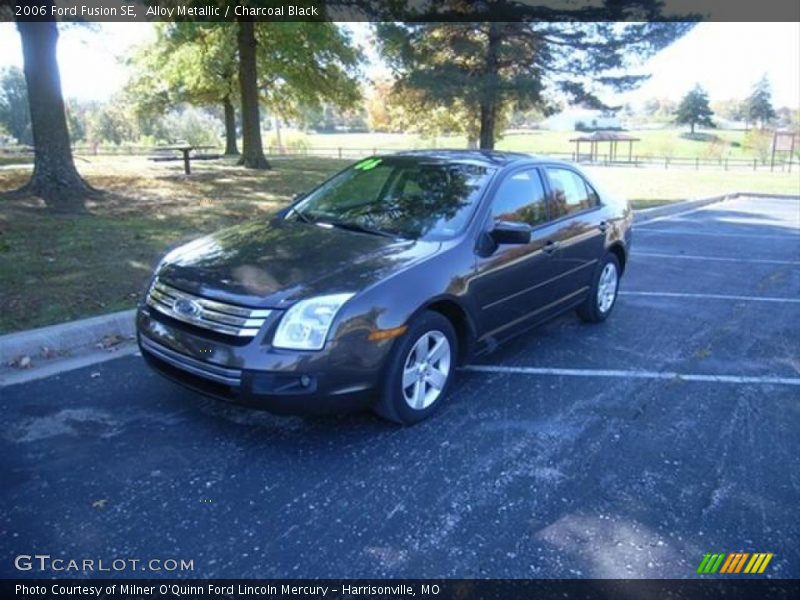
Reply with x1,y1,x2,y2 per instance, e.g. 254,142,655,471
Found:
545,167,599,218
308,164,393,213
293,158,495,240
490,169,548,226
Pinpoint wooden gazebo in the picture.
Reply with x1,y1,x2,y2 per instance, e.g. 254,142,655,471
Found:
570,131,640,163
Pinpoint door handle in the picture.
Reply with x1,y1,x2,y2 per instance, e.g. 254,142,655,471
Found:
542,240,560,255
598,221,609,233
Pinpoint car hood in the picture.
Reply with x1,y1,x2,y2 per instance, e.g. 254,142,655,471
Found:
156,220,440,308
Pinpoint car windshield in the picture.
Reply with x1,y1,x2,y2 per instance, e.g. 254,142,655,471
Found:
289,157,495,240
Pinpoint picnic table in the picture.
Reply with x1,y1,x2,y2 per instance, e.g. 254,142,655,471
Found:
149,145,222,175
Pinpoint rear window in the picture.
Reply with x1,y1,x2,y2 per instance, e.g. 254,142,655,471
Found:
545,167,599,218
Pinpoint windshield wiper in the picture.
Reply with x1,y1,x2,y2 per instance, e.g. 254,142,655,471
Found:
287,206,313,224
322,220,404,240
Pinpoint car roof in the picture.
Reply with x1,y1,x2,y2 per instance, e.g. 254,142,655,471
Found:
383,149,571,169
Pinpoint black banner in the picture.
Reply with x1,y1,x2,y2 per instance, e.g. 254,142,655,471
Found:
3,0,800,23
3,579,800,600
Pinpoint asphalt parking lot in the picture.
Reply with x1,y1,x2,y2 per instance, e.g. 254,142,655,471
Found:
1,195,798,579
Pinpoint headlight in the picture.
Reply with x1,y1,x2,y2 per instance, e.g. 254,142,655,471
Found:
272,293,354,350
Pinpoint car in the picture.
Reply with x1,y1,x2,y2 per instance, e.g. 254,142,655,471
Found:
137,150,632,424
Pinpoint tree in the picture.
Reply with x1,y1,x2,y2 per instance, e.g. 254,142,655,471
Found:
238,21,361,168
127,17,361,166
747,75,777,129
85,99,140,146
162,107,221,147
65,99,87,144
128,23,241,156
376,8,693,149
675,84,715,134
14,7,93,212
236,18,269,169
255,23,361,120
0,66,32,145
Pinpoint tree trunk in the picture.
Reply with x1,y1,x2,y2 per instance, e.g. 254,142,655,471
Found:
236,19,269,169
690,122,695,134
479,104,497,150
16,16,92,211
273,114,283,153
222,95,239,156
478,23,501,150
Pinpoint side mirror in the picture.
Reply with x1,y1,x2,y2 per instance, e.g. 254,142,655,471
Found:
490,221,531,245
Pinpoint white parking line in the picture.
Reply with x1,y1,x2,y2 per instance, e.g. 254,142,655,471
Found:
461,365,800,386
631,252,800,266
635,229,800,239
635,203,722,225
619,291,800,304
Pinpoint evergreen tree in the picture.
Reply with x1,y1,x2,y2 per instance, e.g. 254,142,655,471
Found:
747,74,777,129
675,84,715,134
376,3,694,149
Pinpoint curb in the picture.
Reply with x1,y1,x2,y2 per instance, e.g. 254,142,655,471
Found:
634,192,800,224
633,194,731,223
0,309,136,368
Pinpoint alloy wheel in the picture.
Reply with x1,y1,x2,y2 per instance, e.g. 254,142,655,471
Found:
597,262,619,314
401,330,451,410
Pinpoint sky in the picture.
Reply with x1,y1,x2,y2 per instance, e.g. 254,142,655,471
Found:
0,21,798,108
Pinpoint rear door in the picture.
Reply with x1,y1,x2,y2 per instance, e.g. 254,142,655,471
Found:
542,166,606,299
470,167,564,341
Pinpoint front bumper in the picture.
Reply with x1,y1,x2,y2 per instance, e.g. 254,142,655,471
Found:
136,306,389,415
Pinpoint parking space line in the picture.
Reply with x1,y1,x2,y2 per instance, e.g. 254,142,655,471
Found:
635,203,721,225
461,365,800,386
631,252,800,266
634,229,800,239
619,291,800,304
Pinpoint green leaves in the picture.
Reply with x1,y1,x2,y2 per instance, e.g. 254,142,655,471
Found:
747,75,777,127
675,84,715,132
375,13,694,147
127,21,361,121
0,67,32,146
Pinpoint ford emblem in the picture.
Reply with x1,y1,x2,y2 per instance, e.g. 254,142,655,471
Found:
174,298,202,318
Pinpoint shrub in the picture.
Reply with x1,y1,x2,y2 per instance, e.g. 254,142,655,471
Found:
267,131,310,154
744,130,773,164
162,108,221,148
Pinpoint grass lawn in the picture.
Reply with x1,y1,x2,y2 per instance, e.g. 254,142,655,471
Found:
0,156,349,334
585,167,800,209
1,155,798,333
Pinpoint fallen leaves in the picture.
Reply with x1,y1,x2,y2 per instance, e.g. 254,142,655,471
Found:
40,346,59,359
8,355,32,369
96,333,132,351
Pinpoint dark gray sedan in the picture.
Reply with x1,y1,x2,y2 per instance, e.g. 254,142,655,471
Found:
137,150,632,423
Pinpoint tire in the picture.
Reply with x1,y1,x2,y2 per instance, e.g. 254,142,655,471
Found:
374,311,458,425
577,252,621,323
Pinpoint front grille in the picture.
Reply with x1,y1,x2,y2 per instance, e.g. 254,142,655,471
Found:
146,279,271,338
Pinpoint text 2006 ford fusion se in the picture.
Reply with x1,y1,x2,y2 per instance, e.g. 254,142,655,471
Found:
137,150,632,424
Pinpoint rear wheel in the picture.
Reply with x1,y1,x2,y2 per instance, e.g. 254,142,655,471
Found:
577,253,620,323
374,311,457,425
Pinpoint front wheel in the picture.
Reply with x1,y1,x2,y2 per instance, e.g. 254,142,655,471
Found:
577,253,621,323
374,311,457,425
